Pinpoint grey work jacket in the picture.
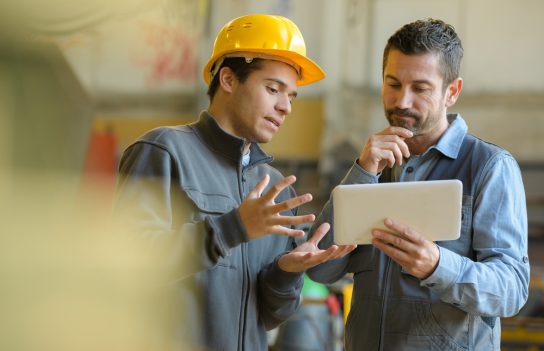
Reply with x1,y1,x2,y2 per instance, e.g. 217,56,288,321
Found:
113,112,303,351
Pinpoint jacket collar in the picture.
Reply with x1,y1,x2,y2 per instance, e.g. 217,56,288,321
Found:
192,111,273,166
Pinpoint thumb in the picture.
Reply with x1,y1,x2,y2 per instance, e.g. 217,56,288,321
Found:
248,174,270,199
309,222,331,245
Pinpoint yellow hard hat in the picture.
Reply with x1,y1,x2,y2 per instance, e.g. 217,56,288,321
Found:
203,14,325,86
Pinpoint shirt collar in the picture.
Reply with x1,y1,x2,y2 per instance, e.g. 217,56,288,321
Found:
428,113,468,159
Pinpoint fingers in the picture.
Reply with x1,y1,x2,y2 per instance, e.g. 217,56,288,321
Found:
310,242,357,262
267,213,316,227
377,126,413,140
269,193,313,214
277,242,357,272
371,219,439,279
270,225,306,237
367,143,403,169
310,246,339,263
241,174,318,240
335,244,357,258
370,236,411,268
372,135,410,160
262,175,296,202
359,132,411,173
374,127,413,159
292,246,339,268
371,231,409,254
386,136,411,160
371,219,419,255
304,244,355,266
383,218,419,242
248,174,270,199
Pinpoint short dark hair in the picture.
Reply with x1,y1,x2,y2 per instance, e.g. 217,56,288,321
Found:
206,57,264,101
383,19,463,89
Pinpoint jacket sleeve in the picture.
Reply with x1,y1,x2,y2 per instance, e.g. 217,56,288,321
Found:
257,250,304,330
248,180,302,330
307,161,380,284
113,141,249,280
421,153,530,317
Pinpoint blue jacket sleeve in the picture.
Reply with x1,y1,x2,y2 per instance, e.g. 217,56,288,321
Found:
421,153,530,317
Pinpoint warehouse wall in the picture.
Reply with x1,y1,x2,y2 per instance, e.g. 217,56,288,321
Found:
51,0,544,164
2,1,544,350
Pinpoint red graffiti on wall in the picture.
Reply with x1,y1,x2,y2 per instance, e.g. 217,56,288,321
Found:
135,20,198,86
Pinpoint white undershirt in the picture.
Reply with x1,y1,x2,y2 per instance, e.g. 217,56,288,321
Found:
242,149,251,167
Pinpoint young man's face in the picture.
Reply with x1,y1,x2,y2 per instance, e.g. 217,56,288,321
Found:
227,60,298,144
381,49,449,138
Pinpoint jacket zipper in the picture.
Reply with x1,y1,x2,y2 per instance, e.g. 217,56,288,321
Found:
378,257,393,351
238,164,251,351
239,242,249,351
237,159,272,350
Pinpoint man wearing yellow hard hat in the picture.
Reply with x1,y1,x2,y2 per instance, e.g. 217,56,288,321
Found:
113,14,355,350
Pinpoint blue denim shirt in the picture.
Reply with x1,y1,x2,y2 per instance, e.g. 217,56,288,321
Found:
308,114,530,350
394,114,529,316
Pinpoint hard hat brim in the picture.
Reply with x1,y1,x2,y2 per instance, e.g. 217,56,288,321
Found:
203,49,326,86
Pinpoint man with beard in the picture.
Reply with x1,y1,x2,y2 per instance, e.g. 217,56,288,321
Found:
307,18,529,350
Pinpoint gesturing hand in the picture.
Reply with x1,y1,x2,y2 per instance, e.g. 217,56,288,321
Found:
357,126,413,175
238,174,316,240
278,223,357,273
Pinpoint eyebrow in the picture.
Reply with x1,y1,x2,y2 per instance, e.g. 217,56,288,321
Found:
266,78,298,98
384,75,433,86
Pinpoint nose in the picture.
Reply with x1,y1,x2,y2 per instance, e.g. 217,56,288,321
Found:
396,88,413,109
276,93,292,115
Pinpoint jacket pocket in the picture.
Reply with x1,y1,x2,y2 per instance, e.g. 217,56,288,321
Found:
416,301,469,350
460,195,472,238
439,195,473,257
184,187,238,216
184,188,239,268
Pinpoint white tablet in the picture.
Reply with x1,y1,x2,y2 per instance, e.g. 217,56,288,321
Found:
332,179,462,245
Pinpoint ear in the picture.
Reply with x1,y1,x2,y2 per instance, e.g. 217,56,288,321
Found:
218,66,237,93
445,78,463,108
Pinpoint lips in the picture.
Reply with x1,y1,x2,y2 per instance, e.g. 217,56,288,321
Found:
393,114,416,120
387,108,421,120
265,117,281,128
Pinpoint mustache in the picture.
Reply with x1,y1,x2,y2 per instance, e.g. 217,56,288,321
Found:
386,108,422,119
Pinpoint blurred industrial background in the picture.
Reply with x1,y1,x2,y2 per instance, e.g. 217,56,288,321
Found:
1,0,543,350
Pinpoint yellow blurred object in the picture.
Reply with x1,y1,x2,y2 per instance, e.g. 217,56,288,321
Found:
501,317,544,350
501,269,544,350
203,14,325,86
342,283,353,324
0,172,181,351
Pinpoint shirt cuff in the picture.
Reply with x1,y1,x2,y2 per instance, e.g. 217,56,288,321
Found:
420,246,464,291
341,160,380,185
266,254,304,292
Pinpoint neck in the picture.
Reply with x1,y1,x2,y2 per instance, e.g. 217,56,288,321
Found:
406,136,434,155
207,105,234,135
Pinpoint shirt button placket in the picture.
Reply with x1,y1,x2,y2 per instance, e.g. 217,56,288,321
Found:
404,164,415,181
